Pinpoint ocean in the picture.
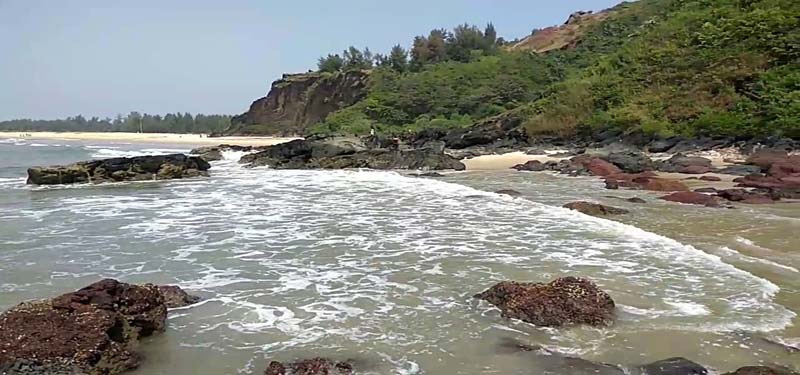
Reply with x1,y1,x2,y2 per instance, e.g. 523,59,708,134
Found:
1,138,799,374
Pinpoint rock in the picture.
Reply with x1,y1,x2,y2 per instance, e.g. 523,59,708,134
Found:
699,176,722,182
240,138,465,171
639,357,708,375
190,144,257,162
563,201,629,216
746,149,789,169
723,366,800,375
156,285,201,308
604,173,690,192
27,154,210,185
413,172,446,178
228,71,369,136
442,109,528,149
584,158,623,176
497,339,625,375
694,187,718,193
264,358,354,375
647,137,681,153
512,160,547,171
718,165,762,176
474,277,615,327
717,189,778,204
656,154,713,174
659,192,720,207
0,279,168,375
627,197,647,203
603,151,653,173
495,189,522,197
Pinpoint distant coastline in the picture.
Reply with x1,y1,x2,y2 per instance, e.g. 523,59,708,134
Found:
0,131,298,146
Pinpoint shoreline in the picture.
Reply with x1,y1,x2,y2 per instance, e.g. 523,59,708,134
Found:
0,131,298,146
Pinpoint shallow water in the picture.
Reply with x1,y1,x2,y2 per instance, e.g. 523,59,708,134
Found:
0,139,798,374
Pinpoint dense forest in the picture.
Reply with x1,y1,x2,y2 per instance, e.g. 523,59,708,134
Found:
309,0,799,139
0,112,232,134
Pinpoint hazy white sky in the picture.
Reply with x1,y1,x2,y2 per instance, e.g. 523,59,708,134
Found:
0,0,622,120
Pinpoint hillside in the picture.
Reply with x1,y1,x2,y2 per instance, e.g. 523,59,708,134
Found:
231,0,799,141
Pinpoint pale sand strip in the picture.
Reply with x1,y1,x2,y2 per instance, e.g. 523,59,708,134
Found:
461,151,568,171
0,132,298,146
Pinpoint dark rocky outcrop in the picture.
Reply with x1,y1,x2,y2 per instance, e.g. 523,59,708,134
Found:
659,192,720,207
563,201,629,216
655,154,713,174
718,165,762,176
639,357,708,375
475,277,615,327
717,189,778,204
723,366,800,375
228,71,369,136
264,358,353,375
512,160,547,171
442,109,528,149
27,154,210,185
156,285,201,309
0,279,168,375
239,137,465,171
604,151,653,173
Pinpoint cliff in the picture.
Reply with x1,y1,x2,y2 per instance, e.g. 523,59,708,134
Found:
509,10,612,53
226,70,369,136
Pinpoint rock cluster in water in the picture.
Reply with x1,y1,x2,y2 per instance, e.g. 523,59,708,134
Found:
264,358,354,375
0,279,198,375
563,201,629,216
26,154,211,185
239,136,465,171
475,276,616,327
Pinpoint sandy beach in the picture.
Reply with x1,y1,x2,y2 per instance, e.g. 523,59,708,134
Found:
0,132,298,147
461,151,567,170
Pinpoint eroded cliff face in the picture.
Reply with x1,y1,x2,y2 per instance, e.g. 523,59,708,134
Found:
228,70,369,136
509,10,612,53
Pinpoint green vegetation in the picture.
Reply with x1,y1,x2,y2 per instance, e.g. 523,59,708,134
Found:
313,0,800,139
0,112,232,134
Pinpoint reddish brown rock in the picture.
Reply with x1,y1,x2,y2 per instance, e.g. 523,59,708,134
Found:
563,201,629,216
264,358,354,375
717,189,777,204
0,279,168,375
584,158,622,177
746,149,789,169
603,173,688,192
660,192,720,207
475,277,615,327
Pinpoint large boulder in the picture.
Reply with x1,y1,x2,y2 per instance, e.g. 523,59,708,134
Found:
190,144,258,162
27,154,210,185
603,151,653,173
563,201,629,216
585,158,623,176
659,192,720,207
655,154,713,174
264,358,353,375
512,160,547,172
639,357,708,375
717,189,778,204
475,277,615,327
240,138,465,171
0,279,168,375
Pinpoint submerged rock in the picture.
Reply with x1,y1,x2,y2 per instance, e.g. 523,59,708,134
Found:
156,285,201,308
563,201,629,216
475,277,615,327
239,138,465,171
264,358,354,375
639,357,708,375
724,366,800,375
495,189,523,197
659,192,720,207
27,154,210,185
497,338,625,375
0,279,168,375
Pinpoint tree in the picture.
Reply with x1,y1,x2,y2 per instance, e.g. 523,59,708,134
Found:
484,22,497,48
388,44,408,72
318,54,344,72
343,46,373,70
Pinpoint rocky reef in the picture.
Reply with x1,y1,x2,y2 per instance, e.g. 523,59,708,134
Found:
475,277,615,327
0,279,197,375
239,136,465,171
563,201,629,216
228,71,369,136
27,154,210,185
264,358,354,375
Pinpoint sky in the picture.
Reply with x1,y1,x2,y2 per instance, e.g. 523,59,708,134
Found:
0,0,623,121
